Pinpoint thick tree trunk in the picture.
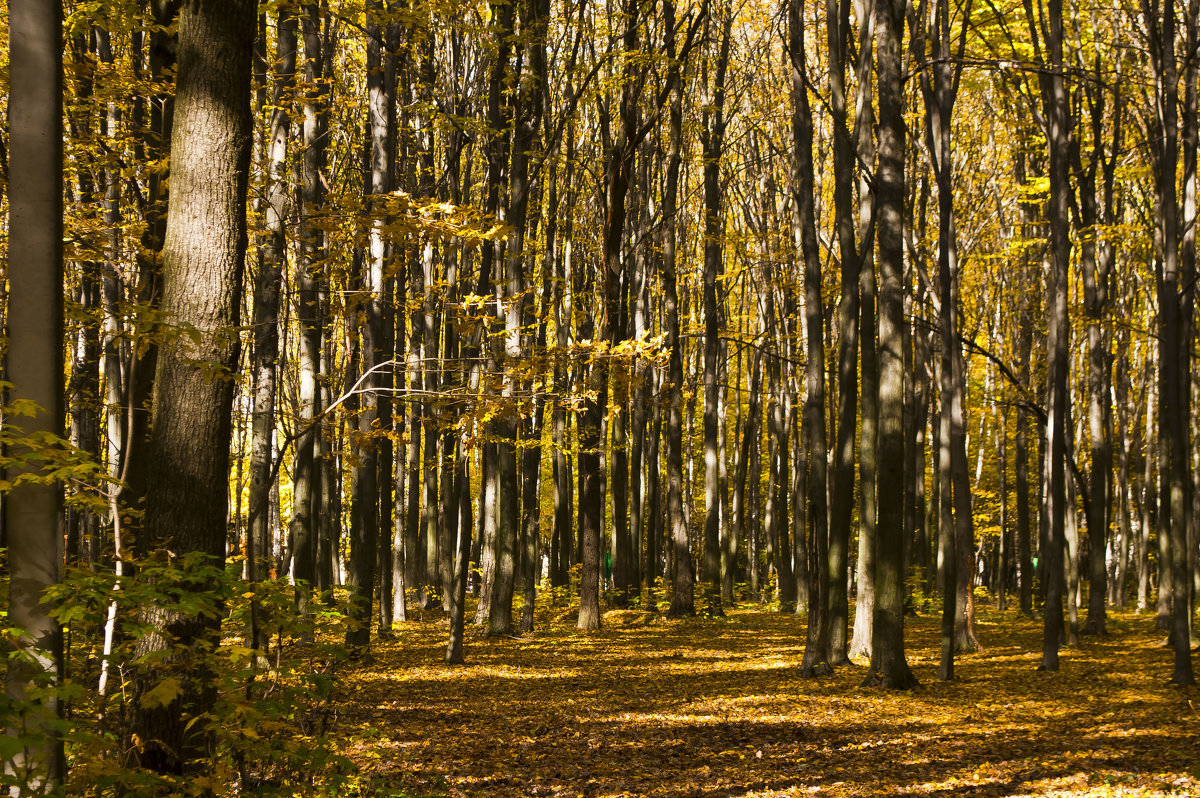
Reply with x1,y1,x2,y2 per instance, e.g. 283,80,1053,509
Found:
5,0,66,784
130,0,254,772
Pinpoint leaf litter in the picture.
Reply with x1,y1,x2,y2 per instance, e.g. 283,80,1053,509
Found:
336,603,1199,797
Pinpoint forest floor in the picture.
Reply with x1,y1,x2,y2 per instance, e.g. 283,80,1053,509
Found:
336,597,1200,798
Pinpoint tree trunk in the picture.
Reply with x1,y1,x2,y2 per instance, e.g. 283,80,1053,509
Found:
130,0,254,772
291,0,329,625
765,288,795,614
446,438,472,663
865,0,917,689
123,1,177,519
248,6,295,653
1144,0,1196,684
1038,0,1072,672
825,0,860,668
789,0,830,675
701,3,732,617
5,0,66,784
849,0,878,661
1014,279,1036,616
662,0,696,618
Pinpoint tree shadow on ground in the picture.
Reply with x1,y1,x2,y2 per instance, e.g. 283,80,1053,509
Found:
343,606,1199,797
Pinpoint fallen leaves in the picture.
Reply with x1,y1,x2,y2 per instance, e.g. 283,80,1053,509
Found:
333,605,1199,797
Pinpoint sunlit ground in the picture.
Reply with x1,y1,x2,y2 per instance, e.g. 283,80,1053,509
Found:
338,595,1200,797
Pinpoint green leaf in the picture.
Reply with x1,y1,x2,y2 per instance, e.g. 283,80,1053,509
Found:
140,676,182,709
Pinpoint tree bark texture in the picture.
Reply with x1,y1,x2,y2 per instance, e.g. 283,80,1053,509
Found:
866,0,917,690
130,0,255,773
5,0,66,785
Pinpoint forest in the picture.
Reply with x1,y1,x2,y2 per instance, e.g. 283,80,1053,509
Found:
1,0,1198,794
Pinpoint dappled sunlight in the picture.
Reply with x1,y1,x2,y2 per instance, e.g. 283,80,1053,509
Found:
333,605,1199,797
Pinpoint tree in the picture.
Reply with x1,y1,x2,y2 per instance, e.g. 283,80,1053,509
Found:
916,0,977,675
865,0,917,690
4,0,66,787
290,0,331,627
849,0,878,662
791,0,832,677
247,4,296,654
661,0,698,620
825,0,862,669
701,0,733,617
1030,0,1072,673
129,0,255,773
1142,0,1196,685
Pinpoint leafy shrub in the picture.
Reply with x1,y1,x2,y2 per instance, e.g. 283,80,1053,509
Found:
3,553,356,797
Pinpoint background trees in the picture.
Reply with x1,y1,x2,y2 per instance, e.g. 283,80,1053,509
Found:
1,0,1199,783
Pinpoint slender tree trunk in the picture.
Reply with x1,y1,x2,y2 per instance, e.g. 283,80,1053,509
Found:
1038,0,1072,672
1015,281,1036,616
1112,326,1134,608
701,4,732,616
375,17,400,635
291,0,329,624
789,0,830,675
346,0,393,653
632,159,652,602
662,0,696,618
849,0,878,660
1144,0,1196,683
865,0,917,689
65,29,103,572
1141,349,1156,612
825,0,860,668
1080,88,1114,636
765,288,795,613
124,2,177,519
247,6,295,653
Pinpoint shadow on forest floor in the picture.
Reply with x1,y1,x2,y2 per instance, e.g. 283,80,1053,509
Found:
336,599,1200,797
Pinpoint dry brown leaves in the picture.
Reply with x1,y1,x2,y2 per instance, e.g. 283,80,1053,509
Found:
335,601,1200,797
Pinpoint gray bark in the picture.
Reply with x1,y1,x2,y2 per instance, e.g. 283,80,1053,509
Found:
5,0,66,784
130,0,255,771
248,6,295,652
865,0,917,689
